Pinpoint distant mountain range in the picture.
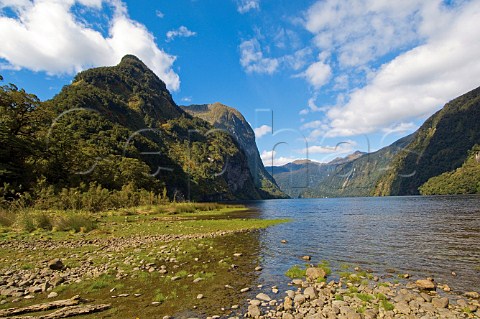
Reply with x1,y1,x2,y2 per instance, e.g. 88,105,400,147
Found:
268,86,480,198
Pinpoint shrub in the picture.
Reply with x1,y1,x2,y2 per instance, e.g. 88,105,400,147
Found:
54,213,97,233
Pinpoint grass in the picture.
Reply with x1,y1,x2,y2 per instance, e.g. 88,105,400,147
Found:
335,294,344,301
356,293,374,303
381,300,395,311
285,265,306,279
0,203,288,318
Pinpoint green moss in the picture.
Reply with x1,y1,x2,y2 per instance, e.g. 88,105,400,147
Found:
285,265,306,279
381,300,394,311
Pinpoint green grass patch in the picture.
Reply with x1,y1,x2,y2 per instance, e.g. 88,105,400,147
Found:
374,293,387,301
381,300,394,311
356,293,374,302
285,265,306,279
335,294,344,301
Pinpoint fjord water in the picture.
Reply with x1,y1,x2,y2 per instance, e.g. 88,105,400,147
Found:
245,196,480,292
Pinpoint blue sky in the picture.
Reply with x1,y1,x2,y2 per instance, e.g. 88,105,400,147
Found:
1,0,480,165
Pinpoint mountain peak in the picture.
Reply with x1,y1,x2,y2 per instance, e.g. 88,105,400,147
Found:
119,54,148,69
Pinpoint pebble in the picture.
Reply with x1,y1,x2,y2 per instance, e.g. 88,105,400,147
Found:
256,293,271,301
196,294,204,299
240,287,250,293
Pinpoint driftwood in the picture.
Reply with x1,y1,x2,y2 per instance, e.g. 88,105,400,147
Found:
0,295,111,319
7,304,111,319
0,296,81,317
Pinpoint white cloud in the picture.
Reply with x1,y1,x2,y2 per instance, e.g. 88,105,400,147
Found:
323,0,480,136
304,0,425,68
166,26,196,42
236,0,259,14
254,125,272,138
155,10,164,18
239,38,279,74
303,60,332,88
304,142,354,155
260,150,301,166
283,48,312,71
0,0,180,91
181,96,192,103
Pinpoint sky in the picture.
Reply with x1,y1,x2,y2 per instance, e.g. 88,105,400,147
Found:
1,0,480,166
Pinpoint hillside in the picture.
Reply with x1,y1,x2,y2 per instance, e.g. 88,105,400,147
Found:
181,103,287,198
374,86,480,196
1,56,266,202
419,145,480,195
269,136,413,198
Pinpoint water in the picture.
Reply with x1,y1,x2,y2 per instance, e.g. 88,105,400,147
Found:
244,195,480,293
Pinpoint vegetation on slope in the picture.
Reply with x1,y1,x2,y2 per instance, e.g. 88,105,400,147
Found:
374,86,480,196
1,56,267,207
182,103,287,198
419,145,480,195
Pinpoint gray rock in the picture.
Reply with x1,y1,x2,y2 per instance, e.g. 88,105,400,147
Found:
47,291,58,298
196,294,203,299
395,301,411,314
283,296,293,310
306,268,326,282
240,287,250,293
250,299,261,306
256,293,271,301
303,287,316,299
432,297,449,308
247,305,261,318
465,291,480,299
294,294,305,305
48,259,64,271
416,279,436,290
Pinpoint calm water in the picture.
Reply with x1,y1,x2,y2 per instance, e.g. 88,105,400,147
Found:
245,195,480,293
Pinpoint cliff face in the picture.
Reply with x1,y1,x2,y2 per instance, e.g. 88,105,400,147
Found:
374,86,480,196
49,56,262,201
182,103,287,199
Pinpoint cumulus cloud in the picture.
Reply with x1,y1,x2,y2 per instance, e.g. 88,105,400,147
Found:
304,0,425,68
166,26,196,42
324,0,480,136
236,0,259,14
254,125,272,138
303,60,332,88
300,0,480,137
239,38,279,74
0,0,180,91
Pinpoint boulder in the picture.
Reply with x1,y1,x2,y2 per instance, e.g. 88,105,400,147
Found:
306,267,326,282
415,279,436,290
48,259,64,271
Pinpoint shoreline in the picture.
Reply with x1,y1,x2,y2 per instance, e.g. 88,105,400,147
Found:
235,266,480,319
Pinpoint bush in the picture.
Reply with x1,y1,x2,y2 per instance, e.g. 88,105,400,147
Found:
0,210,14,227
54,213,97,232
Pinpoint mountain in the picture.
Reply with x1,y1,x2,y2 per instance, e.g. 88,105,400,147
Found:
419,145,480,195
41,55,265,201
268,136,413,198
181,103,287,198
374,86,480,196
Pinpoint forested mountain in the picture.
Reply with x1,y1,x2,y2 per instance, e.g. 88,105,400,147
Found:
270,85,480,198
268,136,412,198
419,145,480,195
181,103,287,198
0,55,272,203
374,86,480,196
